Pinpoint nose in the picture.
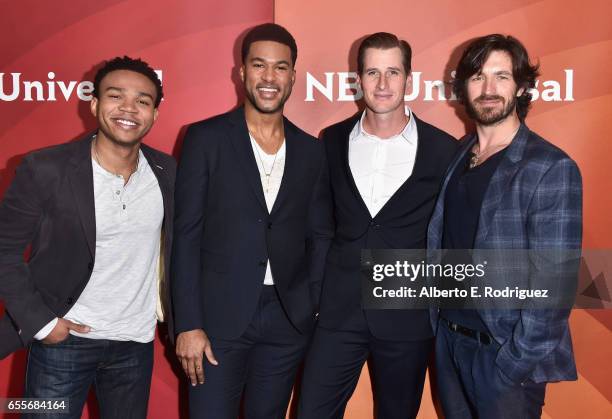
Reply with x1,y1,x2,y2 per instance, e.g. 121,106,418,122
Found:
119,97,137,113
262,66,275,82
376,73,387,90
482,77,496,96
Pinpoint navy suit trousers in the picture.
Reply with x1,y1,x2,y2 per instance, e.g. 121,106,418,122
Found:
188,286,310,419
298,323,432,419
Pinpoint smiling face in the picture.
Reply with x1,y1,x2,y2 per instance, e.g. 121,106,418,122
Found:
465,50,523,126
90,69,159,147
240,40,295,115
358,47,411,117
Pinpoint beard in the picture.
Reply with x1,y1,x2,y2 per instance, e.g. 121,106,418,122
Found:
466,94,517,126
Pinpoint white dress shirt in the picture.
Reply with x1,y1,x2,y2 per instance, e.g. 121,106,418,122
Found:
348,108,418,217
249,134,286,285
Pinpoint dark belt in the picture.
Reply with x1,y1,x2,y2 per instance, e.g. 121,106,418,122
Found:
441,318,493,345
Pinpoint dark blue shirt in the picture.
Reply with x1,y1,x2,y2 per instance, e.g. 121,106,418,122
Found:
440,146,507,333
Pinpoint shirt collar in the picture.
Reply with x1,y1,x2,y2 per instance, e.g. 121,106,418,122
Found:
351,107,417,145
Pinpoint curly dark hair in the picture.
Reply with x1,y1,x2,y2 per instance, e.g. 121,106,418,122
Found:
453,34,540,120
93,56,163,108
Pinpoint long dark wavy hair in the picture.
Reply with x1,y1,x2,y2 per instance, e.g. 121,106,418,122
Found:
453,34,540,120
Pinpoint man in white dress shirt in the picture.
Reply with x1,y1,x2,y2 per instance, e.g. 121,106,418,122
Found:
298,32,457,419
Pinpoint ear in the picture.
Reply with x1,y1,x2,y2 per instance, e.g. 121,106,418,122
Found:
516,86,525,97
153,108,159,122
405,72,413,93
90,97,98,118
291,68,296,86
239,65,245,83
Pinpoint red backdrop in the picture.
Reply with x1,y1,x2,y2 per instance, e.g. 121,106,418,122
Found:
1,0,611,418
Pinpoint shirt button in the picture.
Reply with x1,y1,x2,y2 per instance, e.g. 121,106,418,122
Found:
116,191,120,195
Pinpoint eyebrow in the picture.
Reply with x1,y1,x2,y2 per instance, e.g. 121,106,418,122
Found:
364,66,402,73
250,57,292,67
105,86,154,101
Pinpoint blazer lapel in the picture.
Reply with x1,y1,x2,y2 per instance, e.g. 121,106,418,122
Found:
474,124,529,246
374,115,428,218
429,133,477,248
67,134,97,258
141,146,172,226
340,115,371,217
270,118,299,216
227,107,267,211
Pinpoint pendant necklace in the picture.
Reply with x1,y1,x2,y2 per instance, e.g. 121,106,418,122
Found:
250,134,279,194
469,126,519,169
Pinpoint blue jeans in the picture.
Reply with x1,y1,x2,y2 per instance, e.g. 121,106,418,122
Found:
435,320,547,419
23,334,153,419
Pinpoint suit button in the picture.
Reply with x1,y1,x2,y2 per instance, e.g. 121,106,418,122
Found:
267,222,272,229
374,224,381,230
258,260,267,267
258,218,263,223
66,297,74,305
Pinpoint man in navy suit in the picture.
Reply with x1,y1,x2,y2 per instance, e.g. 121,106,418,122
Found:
427,34,582,418
171,23,331,418
298,32,457,419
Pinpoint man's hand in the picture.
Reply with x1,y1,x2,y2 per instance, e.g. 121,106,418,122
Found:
176,329,218,386
42,318,90,344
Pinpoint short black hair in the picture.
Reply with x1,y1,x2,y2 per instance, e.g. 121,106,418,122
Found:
357,32,412,75
93,56,163,108
453,34,540,120
241,23,298,66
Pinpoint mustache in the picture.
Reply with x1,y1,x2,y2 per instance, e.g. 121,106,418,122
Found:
475,94,504,102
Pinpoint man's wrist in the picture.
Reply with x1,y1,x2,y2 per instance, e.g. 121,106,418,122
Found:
33,318,59,340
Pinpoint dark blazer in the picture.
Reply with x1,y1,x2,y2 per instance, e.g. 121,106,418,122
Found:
318,113,457,340
0,134,176,359
428,124,582,383
171,107,332,340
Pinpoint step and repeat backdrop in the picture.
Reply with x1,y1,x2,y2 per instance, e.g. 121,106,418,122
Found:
1,0,611,418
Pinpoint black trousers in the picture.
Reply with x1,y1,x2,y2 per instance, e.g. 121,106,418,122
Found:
188,286,310,419
298,324,433,419
435,320,547,419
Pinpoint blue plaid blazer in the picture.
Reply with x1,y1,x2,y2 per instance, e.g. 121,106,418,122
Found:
427,123,582,383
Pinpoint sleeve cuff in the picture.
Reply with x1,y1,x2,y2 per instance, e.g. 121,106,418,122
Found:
33,318,58,340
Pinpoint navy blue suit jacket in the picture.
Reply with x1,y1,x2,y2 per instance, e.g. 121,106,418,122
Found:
318,113,457,340
428,124,582,383
171,107,332,340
